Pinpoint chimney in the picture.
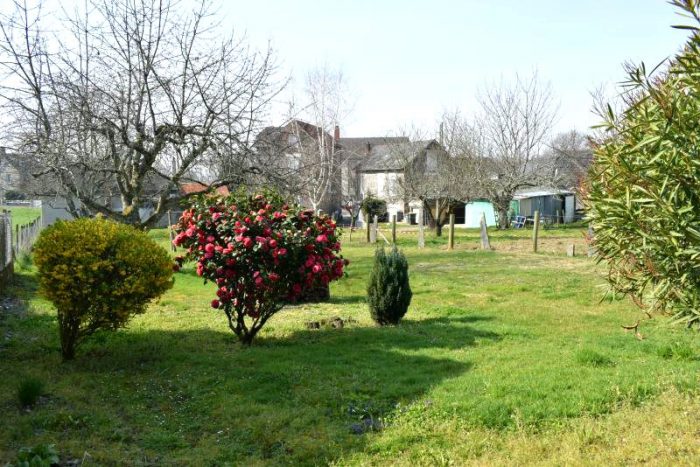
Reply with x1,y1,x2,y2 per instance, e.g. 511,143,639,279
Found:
334,125,340,141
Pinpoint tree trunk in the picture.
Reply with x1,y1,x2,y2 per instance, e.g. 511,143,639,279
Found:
61,342,76,361
497,205,509,229
59,313,80,361
435,222,443,237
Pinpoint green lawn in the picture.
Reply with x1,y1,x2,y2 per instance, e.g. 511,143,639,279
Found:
0,205,41,229
1,228,699,465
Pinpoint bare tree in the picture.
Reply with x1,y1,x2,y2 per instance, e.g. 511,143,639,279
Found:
547,129,593,190
286,65,349,214
0,0,279,228
473,73,558,228
388,124,475,236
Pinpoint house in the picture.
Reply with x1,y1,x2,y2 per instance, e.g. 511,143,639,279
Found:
254,120,343,216
0,147,31,201
335,135,410,222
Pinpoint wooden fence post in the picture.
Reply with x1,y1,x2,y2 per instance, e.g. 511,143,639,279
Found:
370,215,378,243
532,210,540,253
391,215,397,244
366,216,370,243
448,213,455,250
418,208,425,248
480,212,491,250
15,224,19,257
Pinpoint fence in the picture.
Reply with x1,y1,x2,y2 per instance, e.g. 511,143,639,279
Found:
0,211,13,289
14,216,41,255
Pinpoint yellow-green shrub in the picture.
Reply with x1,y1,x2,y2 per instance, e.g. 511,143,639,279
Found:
33,218,174,360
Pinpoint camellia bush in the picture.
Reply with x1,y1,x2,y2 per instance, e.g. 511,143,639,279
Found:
586,0,700,327
173,189,347,344
33,218,174,360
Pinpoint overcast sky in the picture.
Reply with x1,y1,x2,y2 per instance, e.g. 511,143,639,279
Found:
225,0,687,138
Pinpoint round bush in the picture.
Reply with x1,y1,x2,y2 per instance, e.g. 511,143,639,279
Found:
587,2,700,327
173,189,347,345
33,218,174,359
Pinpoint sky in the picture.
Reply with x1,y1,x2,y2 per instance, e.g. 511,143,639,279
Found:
222,0,688,138
0,1,689,140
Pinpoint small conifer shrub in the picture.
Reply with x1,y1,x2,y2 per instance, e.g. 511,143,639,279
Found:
367,245,412,325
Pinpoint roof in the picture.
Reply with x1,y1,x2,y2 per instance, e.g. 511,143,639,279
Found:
180,182,230,196
355,139,441,172
513,187,574,199
256,120,335,154
338,136,409,152
357,144,403,172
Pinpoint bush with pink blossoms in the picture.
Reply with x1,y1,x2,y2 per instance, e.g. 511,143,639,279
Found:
173,189,347,344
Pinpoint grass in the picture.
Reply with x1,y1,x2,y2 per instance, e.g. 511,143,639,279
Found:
0,205,41,229
1,227,699,465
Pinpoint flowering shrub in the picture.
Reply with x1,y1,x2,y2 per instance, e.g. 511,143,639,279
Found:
33,218,174,360
173,189,347,344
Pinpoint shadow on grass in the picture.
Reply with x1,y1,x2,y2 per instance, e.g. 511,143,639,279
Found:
11,312,499,464
327,294,366,305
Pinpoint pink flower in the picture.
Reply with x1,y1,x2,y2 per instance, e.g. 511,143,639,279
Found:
278,248,287,256
292,283,302,295
243,237,254,249
255,276,264,287
268,239,277,249
212,212,221,221
205,243,215,254
207,235,216,243
269,272,280,282
211,299,220,309
312,264,322,274
316,234,328,243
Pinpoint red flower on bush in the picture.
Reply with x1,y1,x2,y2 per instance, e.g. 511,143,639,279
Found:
173,189,347,345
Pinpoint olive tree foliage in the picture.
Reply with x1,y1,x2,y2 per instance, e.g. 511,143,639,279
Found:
0,0,279,228
586,0,700,327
